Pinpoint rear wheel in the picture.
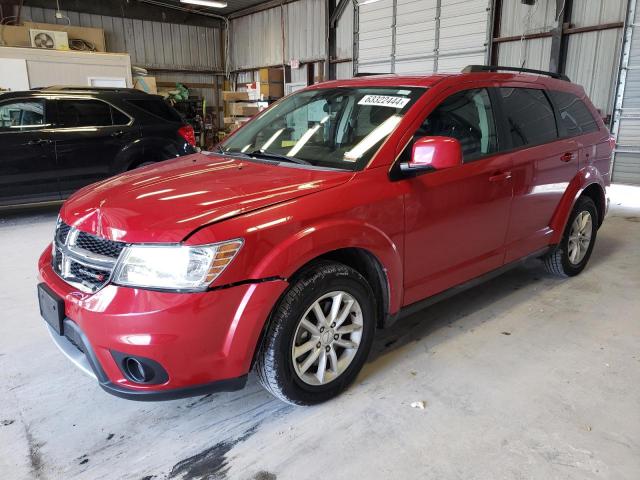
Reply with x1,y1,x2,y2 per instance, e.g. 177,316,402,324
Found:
544,196,598,277
255,261,375,405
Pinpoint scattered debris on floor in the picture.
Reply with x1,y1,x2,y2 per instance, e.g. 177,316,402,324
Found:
410,401,426,410
501,331,511,336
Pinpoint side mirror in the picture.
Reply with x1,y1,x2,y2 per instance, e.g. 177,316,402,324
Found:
400,136,463,176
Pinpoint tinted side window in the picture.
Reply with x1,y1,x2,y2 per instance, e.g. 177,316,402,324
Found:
126,99,182,122
419,88,498,162
499,88,558,148
0,100,46,132
112,108,130,126
56,99,112,128
549,91,598,136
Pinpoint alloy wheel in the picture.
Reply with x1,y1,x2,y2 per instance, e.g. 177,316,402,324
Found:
291,291,363,386
567,210,593,265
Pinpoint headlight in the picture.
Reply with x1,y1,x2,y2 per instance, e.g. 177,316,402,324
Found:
112,239,243,291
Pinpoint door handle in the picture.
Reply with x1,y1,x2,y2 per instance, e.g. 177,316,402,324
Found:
560,152,574,162
24,139,52,146
111,130,125,138
489,171,512,182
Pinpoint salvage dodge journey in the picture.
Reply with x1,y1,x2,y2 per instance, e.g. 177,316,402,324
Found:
38,66,613,405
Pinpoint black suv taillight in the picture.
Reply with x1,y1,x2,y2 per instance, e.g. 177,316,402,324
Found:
178,124,196,147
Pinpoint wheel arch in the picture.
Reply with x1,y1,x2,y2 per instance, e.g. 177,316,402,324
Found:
249,246,392,370
550,167,606,243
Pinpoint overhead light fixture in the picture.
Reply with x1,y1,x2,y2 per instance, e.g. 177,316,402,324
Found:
180,0,228,8
357,0,382,5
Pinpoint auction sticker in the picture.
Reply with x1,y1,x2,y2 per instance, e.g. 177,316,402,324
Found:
358,95,410,109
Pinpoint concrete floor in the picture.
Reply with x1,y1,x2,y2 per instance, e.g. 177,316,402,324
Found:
1,185,639,480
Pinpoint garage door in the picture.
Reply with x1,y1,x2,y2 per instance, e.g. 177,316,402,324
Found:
356,0,491,75
613,0,640,185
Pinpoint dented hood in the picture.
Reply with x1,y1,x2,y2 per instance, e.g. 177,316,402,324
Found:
59,153,353,243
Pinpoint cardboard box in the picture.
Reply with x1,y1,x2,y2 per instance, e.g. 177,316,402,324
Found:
0,23,106,52
224,116,251,125
247,81,284,100
228,102,259,116
258,67,284,83
133,76,157,94
222,91,250,102
0,25,33,48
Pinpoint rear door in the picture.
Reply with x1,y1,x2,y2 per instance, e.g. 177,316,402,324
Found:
51,97,137,197
124,97,191,159
548,90,609,180
0,97,59,206
495,86,579,263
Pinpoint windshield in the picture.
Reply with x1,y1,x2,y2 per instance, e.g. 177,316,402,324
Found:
220,87,425,170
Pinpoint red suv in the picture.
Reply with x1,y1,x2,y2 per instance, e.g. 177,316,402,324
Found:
37,66,613,405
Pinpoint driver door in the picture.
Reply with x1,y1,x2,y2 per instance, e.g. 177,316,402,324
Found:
401,87,514,305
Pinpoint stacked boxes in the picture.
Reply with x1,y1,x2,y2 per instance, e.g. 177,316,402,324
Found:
222,68,285,132
222,90,253,131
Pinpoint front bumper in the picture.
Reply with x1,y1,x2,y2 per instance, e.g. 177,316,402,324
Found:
38,246,288,400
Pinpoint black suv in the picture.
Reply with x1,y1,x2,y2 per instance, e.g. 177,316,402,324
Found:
0,87,197,207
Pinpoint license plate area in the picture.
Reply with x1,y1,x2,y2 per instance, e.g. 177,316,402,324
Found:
38,283,65,335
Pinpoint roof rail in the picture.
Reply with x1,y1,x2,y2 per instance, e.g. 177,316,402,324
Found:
37,86,144,93
461,65,570,82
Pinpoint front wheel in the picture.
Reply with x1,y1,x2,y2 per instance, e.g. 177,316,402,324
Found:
544,196,598,277
255,261,375,405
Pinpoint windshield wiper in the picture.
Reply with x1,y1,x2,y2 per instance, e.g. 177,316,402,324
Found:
248,150,311,166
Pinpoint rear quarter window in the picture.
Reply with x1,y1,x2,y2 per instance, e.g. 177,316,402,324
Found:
126,98,183,123
498,88,558,148
548,90,599,137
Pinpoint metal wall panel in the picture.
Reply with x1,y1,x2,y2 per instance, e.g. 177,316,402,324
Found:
336,61,353,79
497,37,553,71
613,0,640,184
495,0,625,116
437,0,489,72
229,0,325,71
355,0,490,75
20,6,222,72
571,0,627,27
356,0,394,73
498,0,556,36
336,0,354,60
565,0,626,114
394,0,437,74
565,29,623,113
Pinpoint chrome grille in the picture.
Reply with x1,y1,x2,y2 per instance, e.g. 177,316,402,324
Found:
52,221,126,293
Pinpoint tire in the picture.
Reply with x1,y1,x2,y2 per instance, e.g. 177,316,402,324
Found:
544,196,598,277
255,261,376,405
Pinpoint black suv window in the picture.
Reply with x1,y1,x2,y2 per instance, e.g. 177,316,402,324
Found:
56,99,115,128
418,88,498,162
112,108,131,126
498,88,558,148
126,98,182,122
0,99,46,132
549,90,598,137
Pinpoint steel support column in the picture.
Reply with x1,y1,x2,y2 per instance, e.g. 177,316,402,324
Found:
549,0,573,74
326,0,337,80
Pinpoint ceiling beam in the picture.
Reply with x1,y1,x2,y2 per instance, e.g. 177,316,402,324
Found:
227,0,299,20
19,0,223,28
